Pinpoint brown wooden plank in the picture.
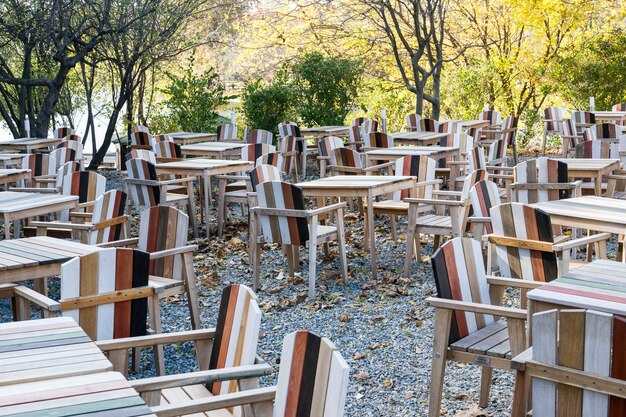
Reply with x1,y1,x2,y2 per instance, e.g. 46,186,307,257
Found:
450,320,507,352
557,310,585,417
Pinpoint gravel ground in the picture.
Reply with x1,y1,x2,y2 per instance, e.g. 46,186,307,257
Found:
2,163,555,417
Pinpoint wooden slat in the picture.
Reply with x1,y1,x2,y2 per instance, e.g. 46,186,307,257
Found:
557,310,585,417
583,310,612,417
450,320,507,352
532,310,557,417
467,327,509,355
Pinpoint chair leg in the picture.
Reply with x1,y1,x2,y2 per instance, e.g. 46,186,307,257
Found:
479,366,492,408
285,244,295,278
433,234,442,251
391,214,397,241
185,181,198,238
217,179,226,238
337,211,348,284
428,307,453,417
148,295,165,376
308,220,318,299
403,204,418,279
253,241,261,292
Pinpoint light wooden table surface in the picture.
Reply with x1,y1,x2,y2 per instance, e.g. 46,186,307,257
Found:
390,131,449,146
0,317,112,385
0,169,30,188
296,175,416,278
181,141,248,158
558,158,620,195
0,154,25,169
165,131,217,145
300,126,351,138
0,191,78,239
593,111,626,123
157,158,254,237
364,146,459,166
457,119,492,131
0,137,61,153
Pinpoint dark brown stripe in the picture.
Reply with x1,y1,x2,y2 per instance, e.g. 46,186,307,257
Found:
610,315,626,416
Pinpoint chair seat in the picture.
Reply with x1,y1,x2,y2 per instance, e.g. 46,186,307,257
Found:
161,385,233,417
415,214,452,230
165,192,192,204
371,199,409,214
449,320,512,359
225,180,246,193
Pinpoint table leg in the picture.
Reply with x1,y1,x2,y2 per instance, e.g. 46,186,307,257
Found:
4,216,10,239
595,174,602,196
366,193,377,278
203,171,210,238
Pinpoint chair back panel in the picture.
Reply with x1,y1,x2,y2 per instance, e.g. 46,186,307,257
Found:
208,284,262,396
125,149,156,165
273,330,349,417
420,118,439,132
62,171,106,204
250,164,282,190
257,181,309,245
60,248,150,341
153,141,182,159
242,144,275,162
544,107,563,133
330,148,363,172
352,117,367,126
54,127,75,139
130,127,151,148
366,132,393,149
596,123,621,140
217,123,237,141
613,103,626,112
575,140,618,159
488,139,508,162
513,157,569,203
438,121,456,134
22,154,55,178
490,202,557,281
90,190,127,245
393,155,436,200
469,146,486,171
562,118,583,150
56,140,83,159
256,152,283,169
406,113,420,130
138,205,188,280
431,238,493,343
478,110,502,126
126,158,160,207
469,180,501,234
54,161,81,189
582,127,597,142
572,111,596,125
459,168,487,200
358,119,378,143
278,122,301,140
318,136,344,157
246,129,273,145
279,135,300,174
50,148,76,170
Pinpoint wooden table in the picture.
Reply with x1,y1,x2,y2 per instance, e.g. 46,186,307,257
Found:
181,142,248,158
300,126,351,138
558,158,620,195
0,169,30,189
364,146,459,166
166,131,217,145
157,159,254,236
389,131,448,146
457,119,492,132
0,154,25,168
296,175,416,278
0,191,78,238
0,317,112,385
0,137,61,153
593,111,626,124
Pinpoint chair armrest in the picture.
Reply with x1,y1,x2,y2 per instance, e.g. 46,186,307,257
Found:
447,161,469,166
159,177,195,186
364,161,396,171
13,286,60,312
328,165,363,174
426,296,527,320
415,179,443,188
306,202,347,216
486,235,553,252
149,245,198,259
96,237,139,248
486,166,514,172
316,156,331,161
77,201,95,210
509,182,578,190
468,216,491,223
8,187,59,193
486,276,544,290
216,175,249,181
30,220,95,231
432,190,462,198
511,347,533,371
97,328,217,351
552,232,612,252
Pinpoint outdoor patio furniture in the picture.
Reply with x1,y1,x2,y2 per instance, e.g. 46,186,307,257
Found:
406,113,420,131
317,136,345,178
246,128,274,144
420,117,439,132
129,125,152,150
542,106,564,155
480,114,518,164
390,130,448,146
53,126,75,138
572,110,596,133
0,137,61,153
21,153,56,187
56,139,83,159
468,179,501,241
510,157,581,203
256,151,283,168
560,118,583,156
152,140,182,162
216,123,238,141
180,141,247,158
278,134,300,181
126,148,157,164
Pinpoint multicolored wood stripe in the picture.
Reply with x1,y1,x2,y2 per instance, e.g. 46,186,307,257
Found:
273,330,349,417
125,149,156,164
130,126,152,148
420,118,439,132
50,147,77,170
575,140,618,159
431,237,494,343
562,118,583,149
318,136,344,157
469,179,501,234
22,154,55,178
61,171,106,205
125,158,161,206
393,155,436,200
242,143,275,162
544,106,563,132
582,127,598,142
490,202,557,281
352,117,367,126
249,164,282,190
406,113,420,131
438,120,455,134
278,121,302,139
256,152,283,169
137,205,188,280
330,147,363,173
596,122,622,140
359,119,378,142
257,181,309,245
54,127,75,139
279,135,300,174
501,115,518,146
56,139,83,159
366,132,394,149
152,140,182,159
207,284,262,396
613,103,626,112
469,146,486,171
572,110,596,125
151,133,172,144
89,190,127,245
478,110,502,126
61,248,150,341
437,133,473,168
216,123,238,141
54,161,80,189
488,139,508,162
348,125,361,151
246,128,274,145
513,157,570,203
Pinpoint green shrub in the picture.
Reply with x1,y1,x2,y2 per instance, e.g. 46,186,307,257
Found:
240,72,296,135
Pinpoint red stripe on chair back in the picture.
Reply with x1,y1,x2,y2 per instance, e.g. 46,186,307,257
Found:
331,147,362,171
256,181,309,245
420,118,439,132
249,164,281,190
246,129,273,145
242,143,275,162
394,155,436,200
318,136,344,157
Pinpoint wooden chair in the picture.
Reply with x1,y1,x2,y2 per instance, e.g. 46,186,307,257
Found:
358,119,378,148
278,121,310,177
278,135,300,181
125,149,157,164
478,109,502,127
246,128,273,145
481,114,518,164
437,120,456,134
112,329,348,417
218,143,276,200
53,126,75,138
329,147,393,176
125,158,198,237
468,179,502,242
613,102,626,125
129,125,152,150
436,132,474,186
256,152,283,169
572,110,596,133
152,140,182,162
542,106,564,155
453,144,512,198
151,133,173,144
487,202,611,278
427,237,531,417
420,118,439,132
216,123,238,141
347,124,362,151
56,139,83,160
406,113,420,131
512,308,626,417
13,247,164,374
21,153,56,187
250,181,348,298
58,170,107,220
317,136,344,178
510,157,580,203
32,190,128,244
561,118,583,156
595,122,623,141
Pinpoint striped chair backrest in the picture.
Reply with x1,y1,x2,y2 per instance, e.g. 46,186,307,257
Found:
420,118,439,132
575,140,618,159
530,309,626,417
582,126,597,142
278,121,301,139
438,120,456,134
125,158,160,207
438,133,473,168
50,147,76,169
256,152,283,169
406,113,420,131
469,146,486,171
613,103,626,111
596,122,621,140
208,284,262,396
358,119,378,142
153,141,182,159
393,155,436,200
60,247,150,341
352,117,367,126
488,139,508,162
273,330,349,417
22,154,55,178
478,110,502,126
60,171,106,220
459,168,488,200
562,118,583,150
469,180,501,234
501,115,518,146
125,149,157,165
572,111,596,125
513,157,569,203
54,161,81,189
318,136,344,157
56,140,83,159
489,202,558,281
431,237,494,343
54,127,75,138
331,148,363,171
348,125,361,151
279,135,299,174
249,164,282,190
242,143,275,162
544,106,563,133
246,129,273,145
216,123,237,141
89,190,127,245
138,205,189,280
151,134,172,144
366,132,394,149
257,181,309,246
130,126,152,148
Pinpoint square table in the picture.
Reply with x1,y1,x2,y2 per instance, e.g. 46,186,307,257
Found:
389,131,449,146
296,175,416,278
0,169,30,189
0,137,61,153
364,146,459,166
0,191,78,238
0,317,112,385
558,158,621,196
181,142,248,158
0,153,25,168
156,159,254,237
300,126,351,138
593,111,626,124
166,131,217,145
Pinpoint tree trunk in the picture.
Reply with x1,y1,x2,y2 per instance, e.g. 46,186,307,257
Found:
33,65,70,137
89,88,129,170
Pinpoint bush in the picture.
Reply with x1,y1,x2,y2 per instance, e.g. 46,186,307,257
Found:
240,71,296,136
292,52,362,126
